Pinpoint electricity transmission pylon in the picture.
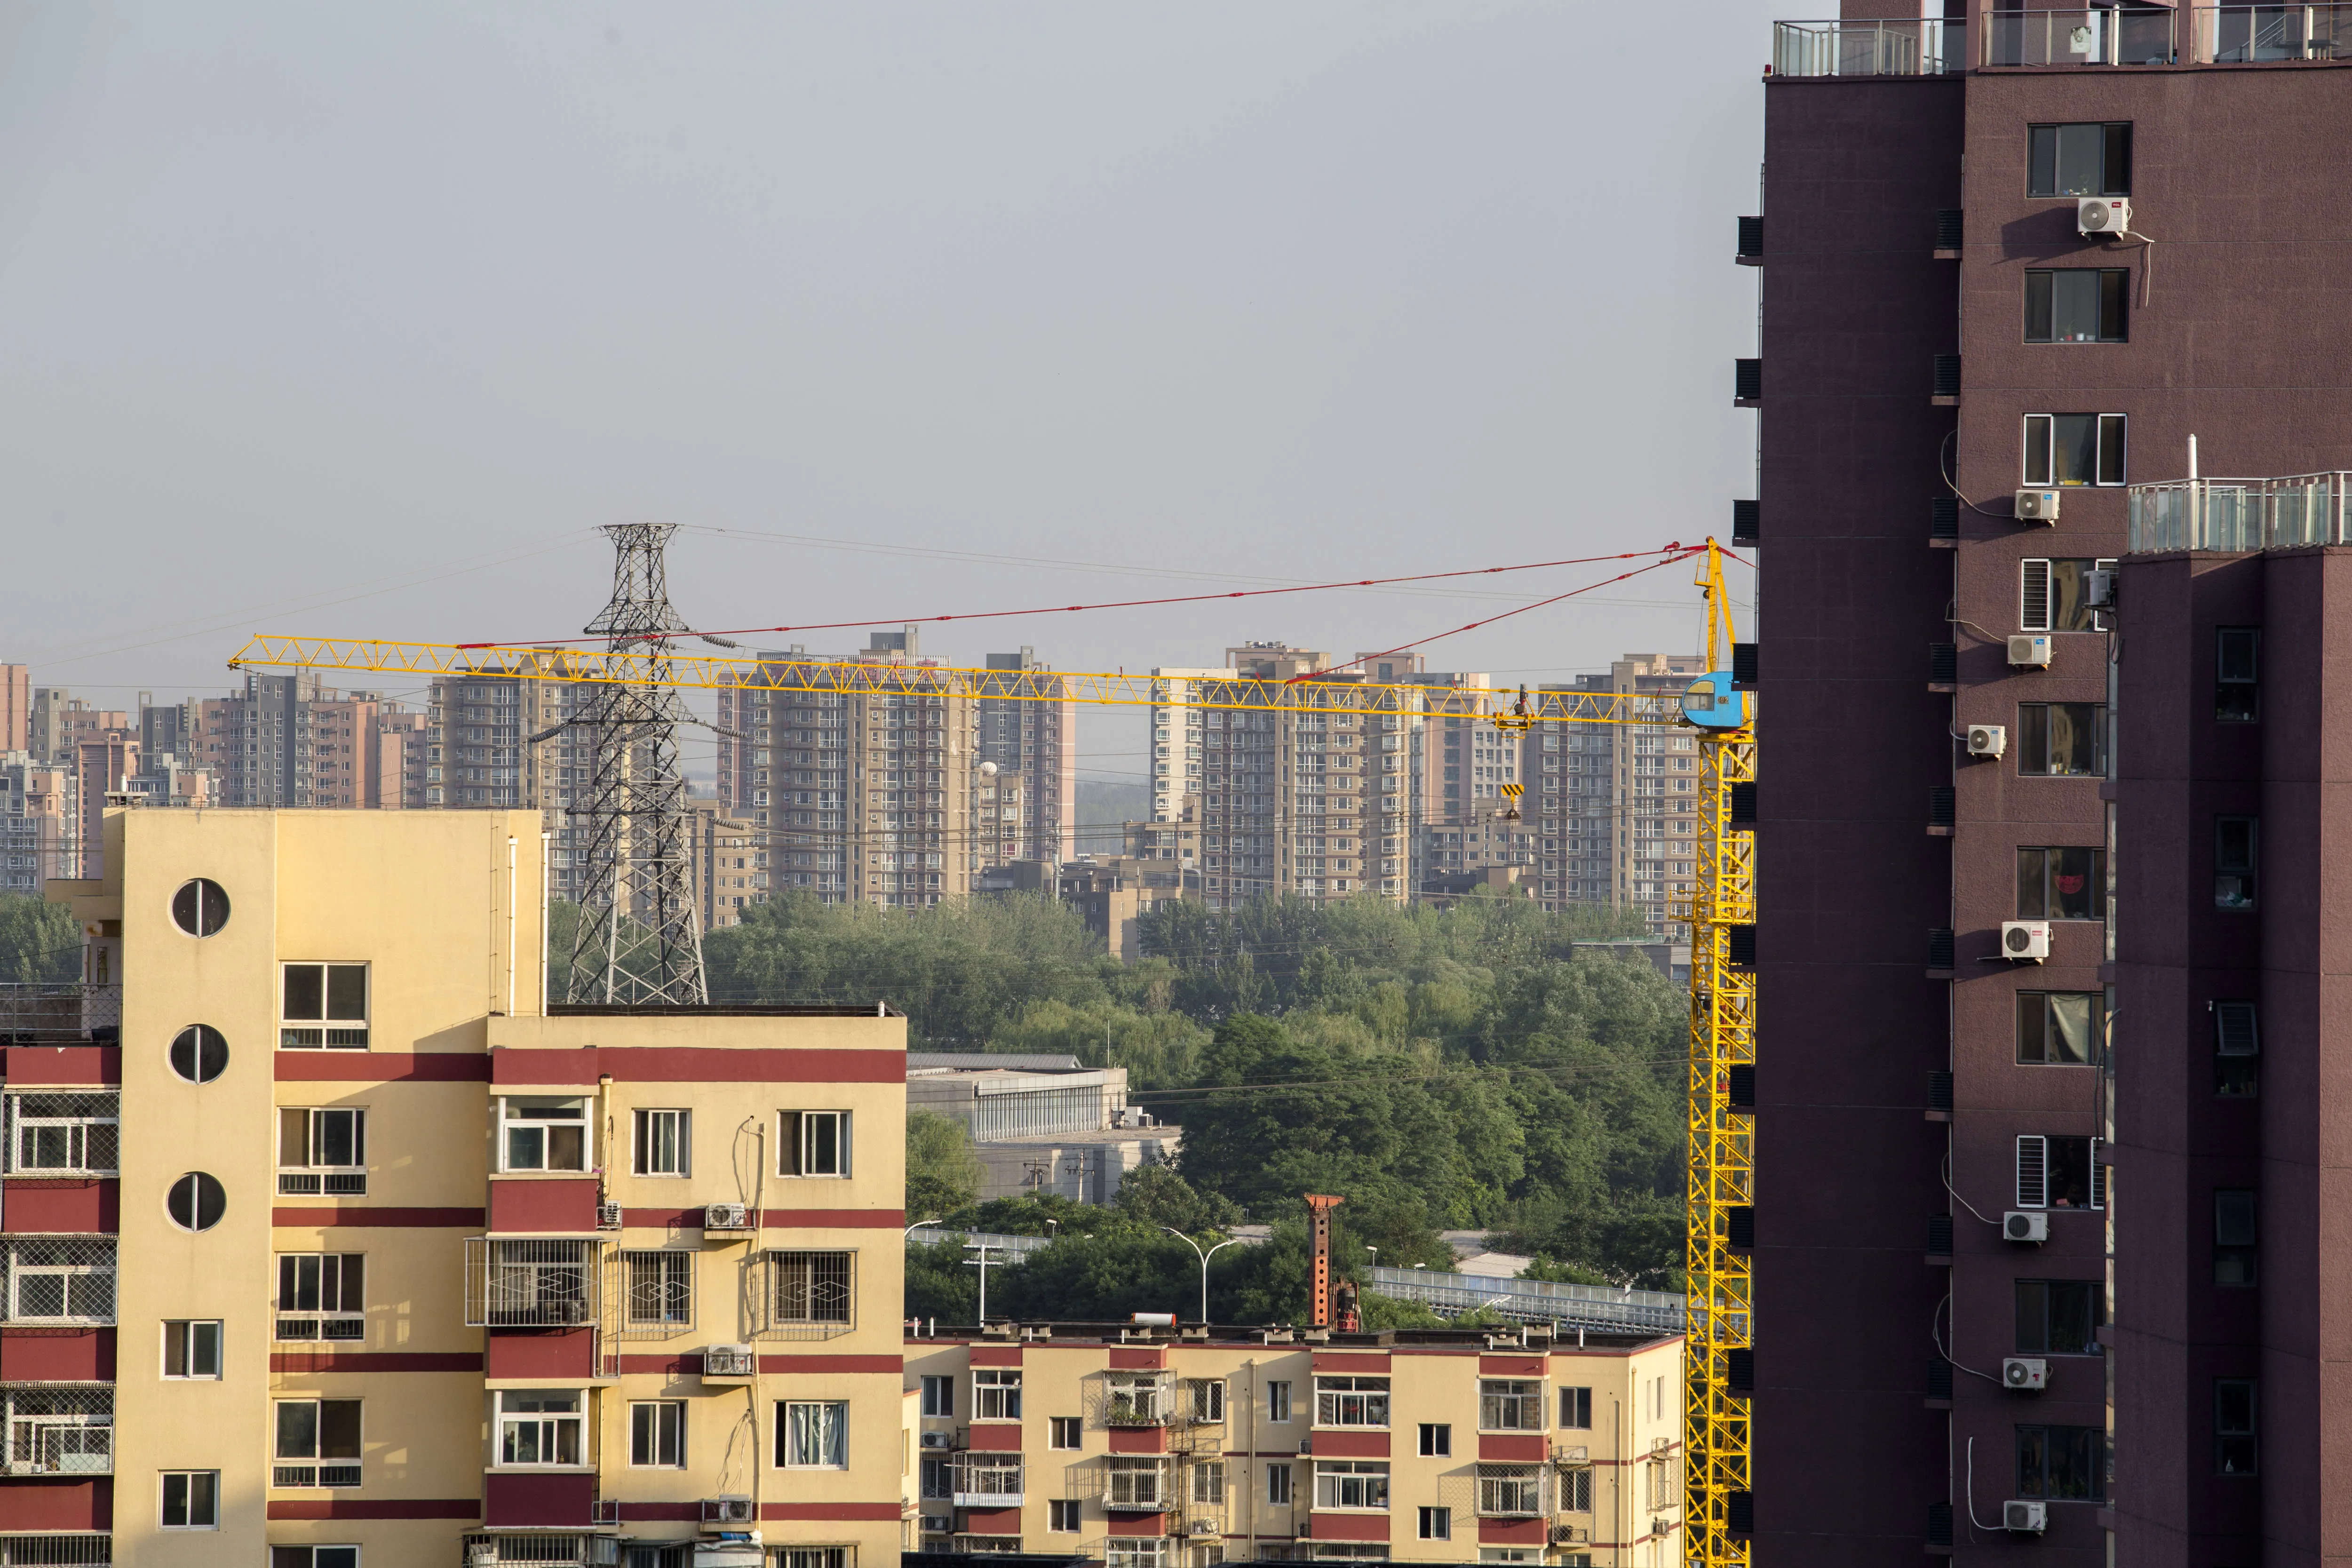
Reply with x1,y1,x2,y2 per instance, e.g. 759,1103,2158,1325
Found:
564,523,708,1005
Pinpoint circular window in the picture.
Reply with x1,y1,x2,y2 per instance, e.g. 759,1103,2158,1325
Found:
169,879,230,938
168,1026,229,1084
165,1172,226,1232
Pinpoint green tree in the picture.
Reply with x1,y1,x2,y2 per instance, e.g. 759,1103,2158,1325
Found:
905,1238,979,1324
905,1111,983,1223
0,893,80,984
1112,1165,1240,1234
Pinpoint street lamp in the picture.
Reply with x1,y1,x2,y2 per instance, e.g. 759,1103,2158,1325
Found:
1162,1227,1245,1325
905,1218,941,1238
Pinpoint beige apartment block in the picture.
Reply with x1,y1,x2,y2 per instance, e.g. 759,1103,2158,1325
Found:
692,796,763,931
0,752,72,894
903,1322,1683,1567
1526,655,1706,930
1146,669,1233,827
0,665,28,756
979,649,1076,866
11,808,910,1567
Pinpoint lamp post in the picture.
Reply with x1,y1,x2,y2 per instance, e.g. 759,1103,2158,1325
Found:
1162,1227,1245,1324
905,1218,940,1238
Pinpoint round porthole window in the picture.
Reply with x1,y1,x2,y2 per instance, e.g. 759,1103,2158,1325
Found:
166,1172,226,1232
168,1026,229,1084
169,879,230,938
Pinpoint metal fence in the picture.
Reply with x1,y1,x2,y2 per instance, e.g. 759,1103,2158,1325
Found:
463,1239,599,1328
1775,8,2352,72
2,1387,111,1476
1772,18,1963,75
1368,1266,1685,1335
0,1538,111,1567
2127,471,2352,552
904,1228,1051,1258
0,987,119,1047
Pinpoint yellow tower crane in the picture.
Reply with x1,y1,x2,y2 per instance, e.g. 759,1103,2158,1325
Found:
229,536,1756,1567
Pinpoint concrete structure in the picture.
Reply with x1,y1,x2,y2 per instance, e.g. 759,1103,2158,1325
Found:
691,797,763,932
1145,669,1233,826
905,1056,1174,1205
1056,859,1192,965
0,665,31,756
8,808,910,1565
192,675,393,813
903,1322,1683,1565
1750,30,2352,1567
28,692,129,767
980,649,1077,867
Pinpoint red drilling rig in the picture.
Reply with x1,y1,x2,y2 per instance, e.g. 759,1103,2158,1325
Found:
1305,1194,1359,1331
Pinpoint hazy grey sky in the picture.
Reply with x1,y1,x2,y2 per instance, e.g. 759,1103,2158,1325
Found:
0,2,1769,788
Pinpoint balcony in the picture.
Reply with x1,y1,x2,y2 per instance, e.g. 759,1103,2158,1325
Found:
1775,7,2352,77
0,985,120,1046
1104,1460,1172,1512
2128,470,2352,553
1772,18,1963,75
464,1238,599,1329
952,1458,1025,1509
2,1386,112,1475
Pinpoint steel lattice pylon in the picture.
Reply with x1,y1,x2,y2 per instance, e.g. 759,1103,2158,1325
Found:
564,523,708,1006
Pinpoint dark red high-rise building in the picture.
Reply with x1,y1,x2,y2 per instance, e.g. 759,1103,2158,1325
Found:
1751,13,2352,1567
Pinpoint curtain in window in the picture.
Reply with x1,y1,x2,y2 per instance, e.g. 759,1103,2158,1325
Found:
789,1401,848,1467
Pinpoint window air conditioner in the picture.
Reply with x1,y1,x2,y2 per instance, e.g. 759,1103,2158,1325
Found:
2085,568,2117,608
2002,1357,2050,1391
2004,1210,2050,1243
703,1495,756,1527
2077,197,2131,236
704,1202,751,1231
920,1431,955,1450
2004,1498,2049,1534
1967,724,2007,758
596,1202,624,1230
2014,489,2061,524
703,1344,756,1378
2007,635,2054,669
2002,921,2051,962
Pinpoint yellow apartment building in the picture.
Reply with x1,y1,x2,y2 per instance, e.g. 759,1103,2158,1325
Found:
901,1323,1683,1568
6,807,908,1568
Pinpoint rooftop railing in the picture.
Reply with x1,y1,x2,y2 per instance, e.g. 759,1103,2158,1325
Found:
1368,1266,1685,1334
1774,8,2352,75
1773,18,1963,75
2126,472,2352,552
0,986,120,1046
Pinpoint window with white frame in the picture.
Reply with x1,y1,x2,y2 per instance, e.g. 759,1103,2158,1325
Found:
1266,1462,1293,1505
1047,1499,1081,1532
1104,1543,1167,1568
779,1401,848,1468
766,1250,853,1329
633,1108,689,1177
1417,1505,1450,1540
630,1400,685,1466
622,1250,693,1330
779,1110,850,1177
778,1551,852,1568
1266,1380,1292,1423
1476,1464,1546,1517
274,1399,362,1488
975,1369,1022,1420
279,963,369,1049
160,1470,219,1528
1191,1461,1225,1505
1314,1376,1389,1428
474,1239,596,1328
1560,1466,1594,1512
2023,413,2126,487
920,1375,954,1418
498,1390,585,1466
1313,1460,1390,1511
271,1549,359,1568
1478,1379,1543,1432
1187,1378,1225,1423
276,1252,365,1340
499,1097,590,1172
1105,1457,1167,1507
2019,558,2115,634
1049,1416,1080,1449
278,1107,366,1195
5,1091,118,1175
163,1320,222,1379
1,1385,111,1475
1104,1373,1168,1426
2016,1134,2105,1210
4,1238,115,1324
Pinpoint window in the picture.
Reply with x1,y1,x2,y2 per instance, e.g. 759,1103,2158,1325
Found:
280,963,369,1049
1049,1416,1081,1449
922,1376,955,1419
2018,846,2105,920
623,1250,692,1328
2017,703,2106,776
1105,1373,1168,1425
1418,1422,1451,1457
780,1110,850,1176
275,1398,362,1487
2017,992,2103,1066
2016,1135,2103,1210
1314,1376,1390,1427
780,1401,849,1468
921,1456,953,1500
2215,1380,2257,1475
1106,1456,1167,1506
768,1250,853,1327
6,1238,115,1323
2016,1424,2104,1500
2217,629,2259,721
1478,1464,1546,1517
278,1107,366,1195
2019,559,2115,633
2216,817,2258,910
1192,1461,1225,1505
475,1239,593,1327
1560,1466,1594,1512
1313,1460,1390,1511
1267,1463,1294,1505
1559,1386,1593,1429
165,1171,226,1232
6,1091,118,1174
1418,1505,1451,1540
633,1109,689,1176
2025,270,2128,343
160,1470,219,1528
270,1551,360,1568
169,878,230,937
2216,1000,2259,1097
168,1025,228,1083
163,1320,222,1378
1049,1499,1082,1532
2016,1280,2105,1353
630,1400,685,1466
1266,1380,1292,1422
277,1252,366,1340
500,1097,589,1172
1479,1379,1543,1431
976,1369,1022,1421
1188,1378,1225,1423
2028,122,2130,197
2215,1190,2257,1286
499,1390,585,1465
2023,414,2127,487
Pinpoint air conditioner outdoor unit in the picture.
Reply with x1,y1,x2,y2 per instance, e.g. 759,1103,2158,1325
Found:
596,1202,624,1230
2077,196,2131,236
2005,1210,2050,1243
2008,634,2054,668
2015,488,2062,523
1967,724,2008,758
2085,567,2117,607
703,1495,756,1527
469,1548,499,1568
1188,1520,1219,1536
2002,921,2052,962
920,1431,954,1450
703,1344,756,1378
2004,1498,2050,1534
2003,1357,2050,1391
587,1541,623,1568
704,1202,751,1231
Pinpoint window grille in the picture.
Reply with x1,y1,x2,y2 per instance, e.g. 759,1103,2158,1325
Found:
1475,1463,1546,1517
0,1538,111,1567
952,1456,1024,1505
1104,1457,1169,1508
1101,1373,1171,1427
753,1250,853,1339
2,1386,112,1475
464,1239,597,1328
4,1093,119,1176
1,1239,115,1324
459,1537,603,1566
618,1250,693,1337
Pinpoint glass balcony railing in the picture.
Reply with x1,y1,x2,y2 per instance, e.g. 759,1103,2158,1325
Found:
1774,8,2352,75
2125,472,2352,552
1773,18,1963,75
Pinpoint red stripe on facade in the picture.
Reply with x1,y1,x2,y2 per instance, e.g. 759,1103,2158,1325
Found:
965,1423,1024,1452
1312,1351,1391,1372
1106,1427,1168,1455
1105,1514,1171,1536
758,1504,904,1521
759,1355,903,1374
267,1499,482,1520
0,1328,113,1383
1106,1347,1166,1369
620,1503,705,1522
1478,1519,1547,1545
270,1352,484,1373
1478,1434,1549,1463
761,1209,906,1229
968,1346,1023,1367
0,1476,109,1529
272,1207,487,1227
490,1046,904,1085
0,1178,116,1234
1478,1354,1546,1376
1311,1431,1391,1458
0,1046,119,1086
272,1052,492,1082
1309,1513,1391,1542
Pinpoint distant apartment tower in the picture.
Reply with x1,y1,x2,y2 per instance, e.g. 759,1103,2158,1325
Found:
372,711,429,808
421,667,591,901
0,665,28,754
1146,666,1231,823
689,796,762,931
191,674,389,810
0,754,72,893
979,647,1076,863
29,690,128,764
